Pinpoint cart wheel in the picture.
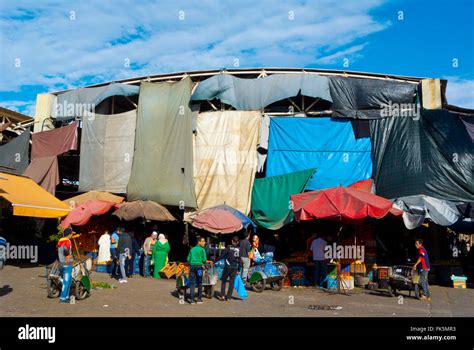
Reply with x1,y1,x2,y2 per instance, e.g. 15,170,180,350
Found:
387,285,397,297
252,279,266,293
270,280,283,291
75,280,90,300
414,284,422,300
204,285,214,299
47,278,61,298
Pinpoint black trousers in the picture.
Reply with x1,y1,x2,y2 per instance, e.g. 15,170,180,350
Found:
189,266,203,302
221,267,238,300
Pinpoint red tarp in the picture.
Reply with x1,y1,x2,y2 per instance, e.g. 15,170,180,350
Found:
291,183,402,221
61,200,118,229
191,208,243,234
24,122,78,194
31,122,78,159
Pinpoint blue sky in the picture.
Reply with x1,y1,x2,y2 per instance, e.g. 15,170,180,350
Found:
0,0,472,116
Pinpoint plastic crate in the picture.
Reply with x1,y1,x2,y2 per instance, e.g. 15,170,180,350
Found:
327,276,338,289
376,267,390,280
350,262,366,274
95,263,112,273
451,275,467,289
340,276,354,290
341,264,351,274
290,265,306,286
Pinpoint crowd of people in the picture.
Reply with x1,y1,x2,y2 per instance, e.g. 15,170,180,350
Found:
56,225,271,304
56,224,433,304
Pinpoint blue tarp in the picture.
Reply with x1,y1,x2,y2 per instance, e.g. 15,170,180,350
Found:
266,117,372,190
191,73,332,110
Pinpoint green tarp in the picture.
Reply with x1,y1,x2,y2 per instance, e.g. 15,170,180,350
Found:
127,78,197,207
250,169,314,230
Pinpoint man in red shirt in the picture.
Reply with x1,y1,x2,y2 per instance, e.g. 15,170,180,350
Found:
413,239,431,301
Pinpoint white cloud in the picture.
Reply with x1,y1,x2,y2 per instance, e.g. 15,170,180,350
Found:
444,76,474,109
0,0,388,93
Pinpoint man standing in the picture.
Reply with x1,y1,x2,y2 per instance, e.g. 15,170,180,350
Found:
117,228,132,284
142,231,157,277
217,236,241,301
240,230,251,284
57,227,74,303
310,233,328,288
187,236,207,305
413,239,431,301
110,228,120,278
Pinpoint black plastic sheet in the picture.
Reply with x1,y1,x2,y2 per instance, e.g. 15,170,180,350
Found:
370,109,474,202
329,76,418,119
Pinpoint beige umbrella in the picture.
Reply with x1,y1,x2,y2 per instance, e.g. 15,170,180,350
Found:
112,200,176,221
63,191,124,208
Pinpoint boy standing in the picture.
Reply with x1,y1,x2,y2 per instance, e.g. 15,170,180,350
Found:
217,236,241,301
187,236,207,305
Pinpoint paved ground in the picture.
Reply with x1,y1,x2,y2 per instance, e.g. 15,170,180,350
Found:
1,264,473,317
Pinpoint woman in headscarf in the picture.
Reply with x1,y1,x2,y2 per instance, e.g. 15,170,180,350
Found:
152,233,171,279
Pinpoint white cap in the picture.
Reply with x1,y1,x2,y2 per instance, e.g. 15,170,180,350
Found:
152,231,158,237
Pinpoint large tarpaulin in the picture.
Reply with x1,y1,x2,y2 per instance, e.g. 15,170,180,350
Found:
0,130,29,174
23,156,59,194
370,109,474,202
24,122,78,194
266,117,372,190
194,111,260,214
31,122,78,159
250,168,314,230
329,76,418,119
79,109,137,193
191,73,332,110
53,83,139,119
127,79,197,207
393,195,461,230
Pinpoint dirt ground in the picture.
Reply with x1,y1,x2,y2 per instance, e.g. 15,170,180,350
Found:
1,264,473,317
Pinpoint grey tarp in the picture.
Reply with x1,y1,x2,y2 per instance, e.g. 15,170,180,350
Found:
53,83,139,119
394,195,461,230
329,76,418,119
191,73,332,110
79,109,137,193
370,109,474,202
127,79,197,207
0,130,29,174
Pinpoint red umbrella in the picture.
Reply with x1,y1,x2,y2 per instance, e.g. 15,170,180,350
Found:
61,200,119,228
291,185,402,221
191,208,243,234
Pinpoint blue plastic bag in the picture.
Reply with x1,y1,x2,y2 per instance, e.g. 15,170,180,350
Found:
234,275,248,299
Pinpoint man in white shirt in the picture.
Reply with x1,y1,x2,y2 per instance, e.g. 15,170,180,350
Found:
310,234,328,288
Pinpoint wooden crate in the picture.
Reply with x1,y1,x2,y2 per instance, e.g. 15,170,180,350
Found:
160,262,178,279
